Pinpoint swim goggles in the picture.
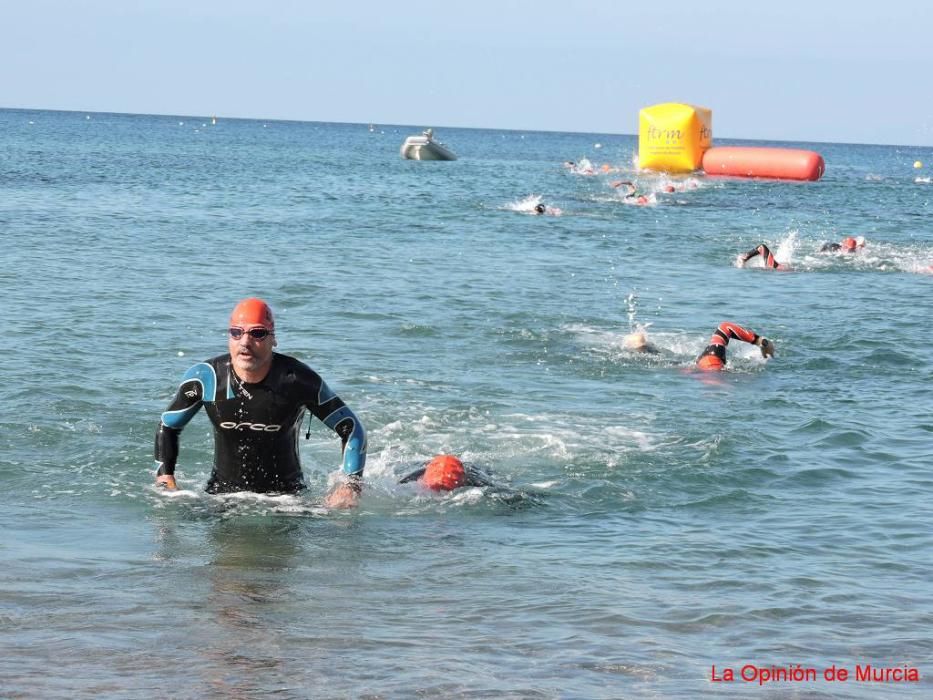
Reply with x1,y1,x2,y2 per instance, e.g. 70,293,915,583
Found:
229,327,274,340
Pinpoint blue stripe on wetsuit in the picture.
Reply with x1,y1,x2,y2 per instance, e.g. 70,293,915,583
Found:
322,405,367,475
161,362,217,428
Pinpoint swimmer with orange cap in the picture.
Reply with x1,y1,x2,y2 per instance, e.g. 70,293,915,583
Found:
696,321,775,371
820,236,866,253
399,454,492,491
154,297,367,508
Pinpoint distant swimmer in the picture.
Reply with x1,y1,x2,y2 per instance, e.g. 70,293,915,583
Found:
610,180,650,205
738,243,786,270
611,180,636,196
154,298,367,508
622,330,658,354
696,321,775,371
399,454,492,491
820,236,865,253
533,202,562,216
569,158,595,175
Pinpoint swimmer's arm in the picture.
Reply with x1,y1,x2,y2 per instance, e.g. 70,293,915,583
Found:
153,365,210,487
464,469,494,488
316,403,367,508
154,424,181,479
717,322,758,345
399,467,427,484
738,246,762,265
301,370,367,505
317,405,367,476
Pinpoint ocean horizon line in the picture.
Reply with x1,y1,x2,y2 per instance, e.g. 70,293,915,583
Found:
2,104,930,151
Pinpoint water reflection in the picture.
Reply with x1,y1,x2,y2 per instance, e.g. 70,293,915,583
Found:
151,513,314,697
200,517,304,696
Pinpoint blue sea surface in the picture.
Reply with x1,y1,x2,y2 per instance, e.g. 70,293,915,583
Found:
1,108,932,698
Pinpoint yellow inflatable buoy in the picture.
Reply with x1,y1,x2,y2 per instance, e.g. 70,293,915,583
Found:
638,103,712,173
914,160,923,169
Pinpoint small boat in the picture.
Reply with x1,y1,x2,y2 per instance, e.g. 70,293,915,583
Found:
400,128,457,161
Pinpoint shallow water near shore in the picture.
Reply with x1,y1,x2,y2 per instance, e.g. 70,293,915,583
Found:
2,108,932,698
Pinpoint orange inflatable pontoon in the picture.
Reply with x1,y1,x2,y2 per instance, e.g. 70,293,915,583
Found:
702,146,825,181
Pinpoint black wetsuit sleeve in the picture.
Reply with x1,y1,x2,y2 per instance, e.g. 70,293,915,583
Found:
154,425,180,477
399,467,426,484
464,469,494,488
154,364,209,476
297,366,367,477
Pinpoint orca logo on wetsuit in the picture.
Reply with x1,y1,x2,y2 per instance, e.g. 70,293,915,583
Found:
219,421,282,432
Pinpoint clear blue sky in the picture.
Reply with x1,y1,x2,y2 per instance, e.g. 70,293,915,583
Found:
3,1,932,145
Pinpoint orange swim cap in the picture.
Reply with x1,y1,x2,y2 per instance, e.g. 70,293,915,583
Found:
842,237,858,251
697,354,725,371
230,298,275,329
421,455,466,491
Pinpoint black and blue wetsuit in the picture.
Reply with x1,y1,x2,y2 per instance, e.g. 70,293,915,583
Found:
155,353,366,494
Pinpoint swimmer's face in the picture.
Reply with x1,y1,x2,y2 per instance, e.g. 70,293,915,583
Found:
229,324,277,378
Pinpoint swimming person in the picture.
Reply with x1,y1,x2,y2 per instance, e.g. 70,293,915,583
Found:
820,236,866,253
738,243,786,270
532,202,562,216
398,454,492,491
696,321,775,371
154,298,367,508
622,330,658,354
610,180,650,205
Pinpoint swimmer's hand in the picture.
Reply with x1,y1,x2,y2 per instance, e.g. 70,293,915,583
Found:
756,337,775,359
324,483,360,509
156,474,178,490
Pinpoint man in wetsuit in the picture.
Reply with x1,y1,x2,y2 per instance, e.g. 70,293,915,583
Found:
696,321,775,371
154,298,366,508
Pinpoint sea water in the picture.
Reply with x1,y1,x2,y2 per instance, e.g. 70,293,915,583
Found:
1,108,931,698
